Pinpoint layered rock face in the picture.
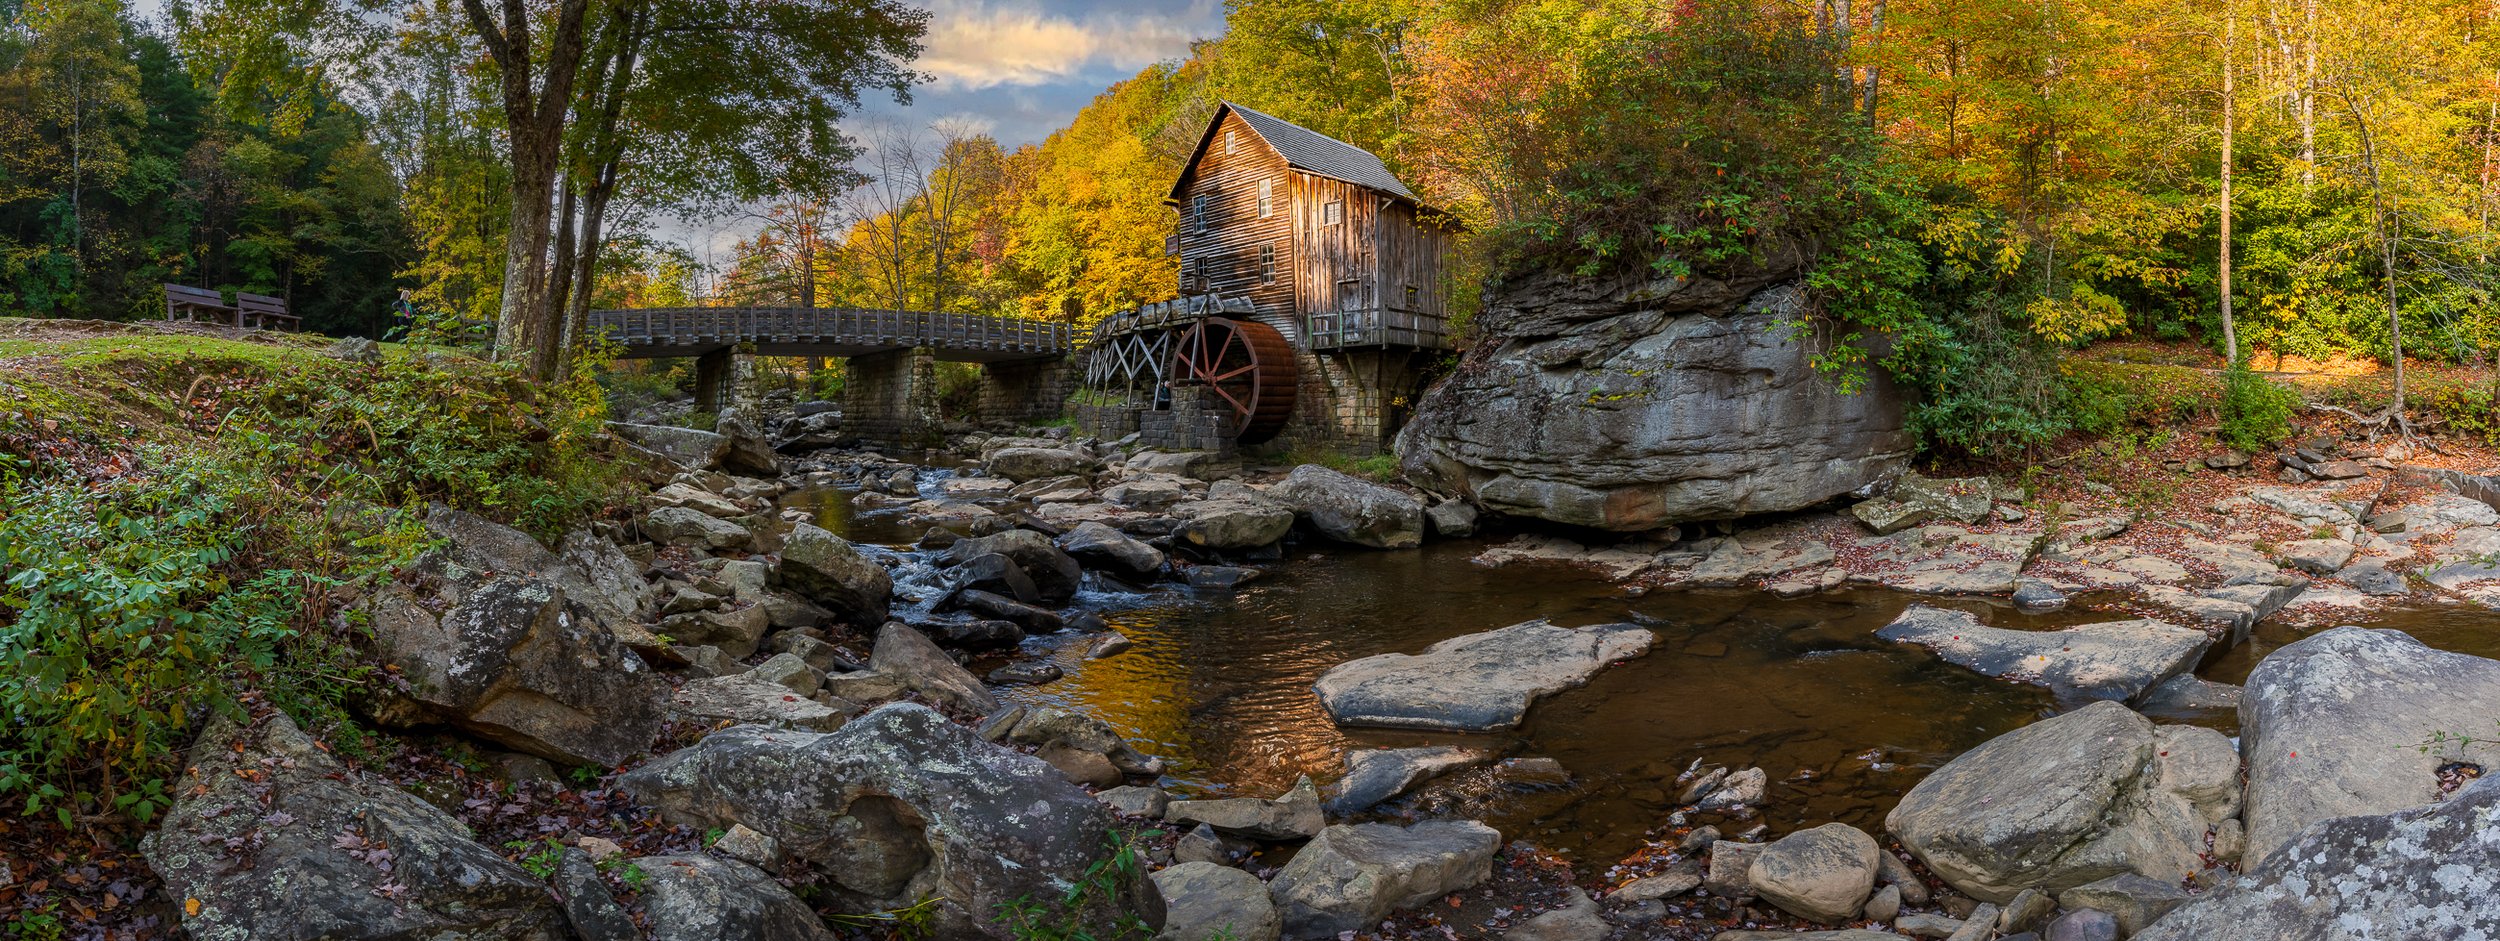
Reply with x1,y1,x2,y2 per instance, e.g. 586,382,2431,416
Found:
1397,265,1912,530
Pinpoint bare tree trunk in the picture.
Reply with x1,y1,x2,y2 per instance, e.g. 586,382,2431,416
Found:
2222,0,2238,364
2300,0,2317,191
2343,87,2408,429
1863,0,1885,124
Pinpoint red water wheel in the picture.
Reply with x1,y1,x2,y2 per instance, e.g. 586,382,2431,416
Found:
1168,317,1298,444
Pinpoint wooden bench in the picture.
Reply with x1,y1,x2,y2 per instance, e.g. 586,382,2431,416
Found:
163,284,298,331
236,292,299,331
164,284,231,323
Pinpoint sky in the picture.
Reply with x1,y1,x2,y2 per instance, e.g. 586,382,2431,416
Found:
679,0,1226,267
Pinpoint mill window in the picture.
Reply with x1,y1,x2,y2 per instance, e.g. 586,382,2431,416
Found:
1260,244,1277,284
1322,200,1344,226
1192,194,1211,234
1257,178,1275,218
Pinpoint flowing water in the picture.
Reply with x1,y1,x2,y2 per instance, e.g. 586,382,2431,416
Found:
788,473,2500,865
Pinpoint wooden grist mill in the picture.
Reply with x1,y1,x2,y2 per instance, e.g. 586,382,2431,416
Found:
1074,103,1459,455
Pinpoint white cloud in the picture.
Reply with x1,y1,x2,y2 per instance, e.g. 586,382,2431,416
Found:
915,0,1214,91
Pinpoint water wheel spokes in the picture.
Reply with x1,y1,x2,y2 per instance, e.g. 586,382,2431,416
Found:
1169,317,1298,444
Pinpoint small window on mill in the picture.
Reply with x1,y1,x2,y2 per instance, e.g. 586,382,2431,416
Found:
1260,244,1277,284
1224,130,1237,155
1322,200,1344,225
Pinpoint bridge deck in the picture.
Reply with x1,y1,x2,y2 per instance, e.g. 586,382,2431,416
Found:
591,307,1074,362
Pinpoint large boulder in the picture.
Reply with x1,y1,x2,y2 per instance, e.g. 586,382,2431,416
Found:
619,705,1159,937
2134,776,2500,941
643,506,753,551
142,712,568,941
634,853,834,941
1395,270,1911,531
946,529,1083,603
1152,862,1281,941
366,575,663,766
712,406,781,477
1165,776,1324,841
1749,823,1881,924
1314,620,1654,731
1172,495,1297,551
869,622,1000,714
1268,464,1427,549
989,447,1092,482
610,421,731,470
2238,626,2500,860
777,523,892,627
423,507,657,630
1885,701,2239,902
1268,820,1502,939
1326,746,1490,815
1877,606,2212,705
1851,473,1995,534
1058,521,1166,579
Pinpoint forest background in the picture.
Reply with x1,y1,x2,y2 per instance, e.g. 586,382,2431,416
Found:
5,0,2498,456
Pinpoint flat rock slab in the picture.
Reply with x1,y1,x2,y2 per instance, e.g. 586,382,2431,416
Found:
1314,620,1654,731
1877,605,2210,704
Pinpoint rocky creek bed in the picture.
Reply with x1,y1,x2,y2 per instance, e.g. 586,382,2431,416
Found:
113,404,2500,940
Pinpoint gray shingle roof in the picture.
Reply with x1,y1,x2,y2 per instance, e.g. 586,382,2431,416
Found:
1173,102,1421,203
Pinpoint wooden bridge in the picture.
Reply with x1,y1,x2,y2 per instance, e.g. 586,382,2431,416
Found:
588,306,1078,444
589,307,1075,362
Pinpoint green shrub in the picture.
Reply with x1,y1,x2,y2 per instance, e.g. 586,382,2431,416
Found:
0,337,628,827
2218,364,2298,452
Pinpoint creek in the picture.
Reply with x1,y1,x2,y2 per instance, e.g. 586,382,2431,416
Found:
783,469,2500,867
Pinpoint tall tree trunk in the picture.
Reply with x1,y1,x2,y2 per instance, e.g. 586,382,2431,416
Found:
2221,0,2238,364
462,0,595,380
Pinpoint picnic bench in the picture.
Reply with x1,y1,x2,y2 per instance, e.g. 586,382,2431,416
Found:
164,284,300,331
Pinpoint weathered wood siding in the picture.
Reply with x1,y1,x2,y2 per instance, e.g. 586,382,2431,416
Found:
1375,200,1453,321
1172,111,1297,335
1290,173,1380,322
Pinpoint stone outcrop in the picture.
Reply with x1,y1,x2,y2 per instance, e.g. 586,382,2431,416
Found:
2134,776,2500,941
2237,626,2500,860
1314,620,1653,731
366,575,663,767
1268,464,1427,549
1877,605,2212,705
143,712,568,941
618,705,1157,936
1268,820,1501,939
1396,267,1911,531
1886,701,2239,902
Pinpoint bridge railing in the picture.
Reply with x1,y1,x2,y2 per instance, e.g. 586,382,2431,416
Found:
590,307,1073,355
